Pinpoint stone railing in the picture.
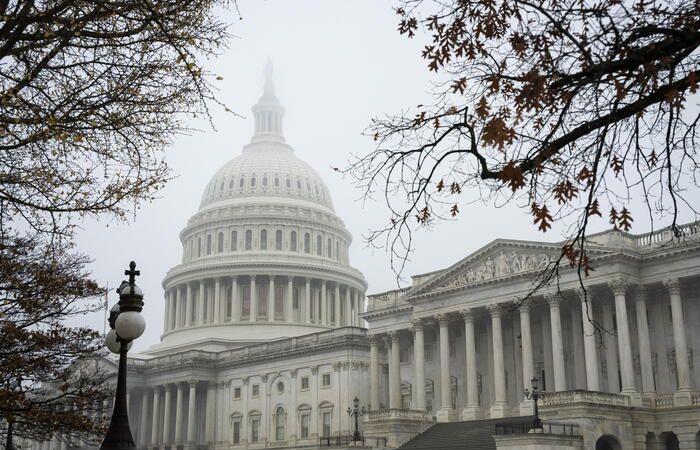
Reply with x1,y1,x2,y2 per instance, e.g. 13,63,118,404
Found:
540,390,629,407
366,289,410,312
365,408,431,422
653,394,675,409
634,221,700,247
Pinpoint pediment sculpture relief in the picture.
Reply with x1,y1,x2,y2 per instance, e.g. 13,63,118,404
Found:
440,251,553,289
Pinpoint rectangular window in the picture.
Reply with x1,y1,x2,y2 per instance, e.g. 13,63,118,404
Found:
233,387,241,399
449,339,456,357
322,373,331,387
233,421,240,444
300,413,310,438
251,418,259,443
252,384,260,397
301,377,309,390
425,342,433,361
400,347,409,363
322,411,332,437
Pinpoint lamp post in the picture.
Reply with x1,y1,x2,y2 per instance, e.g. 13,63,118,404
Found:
101,262,146,450
523,377,545,430
346,397,366,443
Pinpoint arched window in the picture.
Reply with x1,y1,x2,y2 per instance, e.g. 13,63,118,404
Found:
217,232,224,253
206,235,212,255
245,230,252,250
274,177,280,187
275,407,285,441
250,175,256,187
229,179,234,189
275,230,283,250
197,237,202,257
316,235,322,256
304,233,310,253
286,177,291,188
262,174,268,186
290,231,297,252
239,177,245,188
327,238,331,258
296,179,302,190
336,241,340,260
260,230,267,250
231,230,238,251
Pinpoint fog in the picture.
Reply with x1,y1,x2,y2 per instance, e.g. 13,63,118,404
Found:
72,0,695,352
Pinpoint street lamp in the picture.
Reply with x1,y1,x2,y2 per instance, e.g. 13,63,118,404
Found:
523,377,545,430
346,397,366,443
101,262,145,450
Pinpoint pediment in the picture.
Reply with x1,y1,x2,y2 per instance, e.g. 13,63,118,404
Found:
407,239,603,298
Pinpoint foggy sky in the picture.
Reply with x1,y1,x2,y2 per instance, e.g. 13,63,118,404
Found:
73,0,696,352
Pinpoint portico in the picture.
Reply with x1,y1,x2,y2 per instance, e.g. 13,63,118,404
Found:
363,222,700,448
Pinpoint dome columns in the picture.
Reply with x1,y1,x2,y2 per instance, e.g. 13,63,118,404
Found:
162,276,365,334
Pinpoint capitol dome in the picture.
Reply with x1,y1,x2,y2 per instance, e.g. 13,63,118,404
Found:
151,62,367,354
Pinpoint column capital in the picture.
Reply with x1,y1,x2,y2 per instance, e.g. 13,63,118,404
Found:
487,303,503,317
241,376,249,385
460,308,475,322
515,298,533,311
575,288,593,304
387,329,401,342
663,278,681,294
608,278,629,295
410,317,425,331
634,285,647,301
290,368,298,378
251,274,257,280
188,379,198,387
368,333,381,345
545,293,561,308
435,312,450,325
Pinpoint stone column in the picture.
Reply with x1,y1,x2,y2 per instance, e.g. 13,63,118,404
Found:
369,335,380,410
198,281,205,325
286,276,294,322
250,275,257,322
488,304,507,418
205,382,216,442
163,293,170,332
344,287,352,326
231,276,239,322
461,309,479,419
139,389,150,446
175,286,183,328
634,286,655,395
600,298,619,393
269,276,276,321
609,280,637,398
578,289,600,391
436,313,455,422
151,387,161,446
321,281,328,325
163,384,172,444
305,278,312,323
412,318,426,410
357,293,364,327
665,278,693,396
388,330,401,409
334,284,341,326
169,289,177,330
174,383,184,443
518,300,535,415
183,283,192,326
546,293,567,392
214,277,221,323
187,381,197,443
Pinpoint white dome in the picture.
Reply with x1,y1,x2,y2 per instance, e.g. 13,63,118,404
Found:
199,141,334,211
152,62,367,355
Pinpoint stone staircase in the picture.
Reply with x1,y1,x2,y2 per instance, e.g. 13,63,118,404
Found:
398,416,534,450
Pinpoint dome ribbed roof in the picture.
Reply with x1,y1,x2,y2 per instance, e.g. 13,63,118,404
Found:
199,141,334,211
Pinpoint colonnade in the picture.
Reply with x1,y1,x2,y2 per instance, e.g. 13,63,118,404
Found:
369,278,693,420
163,276,364,332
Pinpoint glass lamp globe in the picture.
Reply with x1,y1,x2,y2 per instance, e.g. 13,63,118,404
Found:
105,329,121,354
115,310,146,341
105,329,133,353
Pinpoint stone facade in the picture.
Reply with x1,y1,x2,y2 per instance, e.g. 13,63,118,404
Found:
363,221,700,449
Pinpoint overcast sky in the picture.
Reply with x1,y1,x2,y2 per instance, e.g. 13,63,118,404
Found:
73,0,697,352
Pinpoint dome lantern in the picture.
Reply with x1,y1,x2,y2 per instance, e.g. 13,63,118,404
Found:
251,59,285,144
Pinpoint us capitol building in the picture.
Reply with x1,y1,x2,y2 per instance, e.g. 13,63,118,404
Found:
55,66,700,450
